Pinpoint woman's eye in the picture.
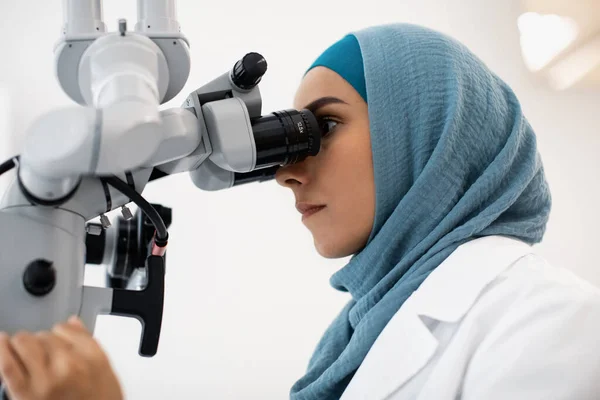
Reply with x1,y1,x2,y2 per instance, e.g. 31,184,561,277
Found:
319,118,339,136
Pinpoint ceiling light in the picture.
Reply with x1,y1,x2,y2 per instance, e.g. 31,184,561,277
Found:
518,12,579,72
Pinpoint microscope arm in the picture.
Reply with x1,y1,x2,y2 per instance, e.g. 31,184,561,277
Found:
0,105,201,358
17,22,181,205
0,1,322,380
0,107,198,361
1,107,202,221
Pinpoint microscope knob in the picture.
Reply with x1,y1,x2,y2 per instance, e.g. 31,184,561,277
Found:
23,259,56,297
231,52,268,90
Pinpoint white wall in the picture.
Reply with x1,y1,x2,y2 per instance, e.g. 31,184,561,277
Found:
0,1,598,399
0,87,11,196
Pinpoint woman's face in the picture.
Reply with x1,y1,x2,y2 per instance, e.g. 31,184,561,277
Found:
275,66,376,258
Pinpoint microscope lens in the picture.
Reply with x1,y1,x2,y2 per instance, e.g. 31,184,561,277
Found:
251,109,321,169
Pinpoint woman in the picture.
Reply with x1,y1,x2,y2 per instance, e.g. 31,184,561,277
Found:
1,23,600,400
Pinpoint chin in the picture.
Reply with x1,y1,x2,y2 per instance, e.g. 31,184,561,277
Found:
314,239,355,259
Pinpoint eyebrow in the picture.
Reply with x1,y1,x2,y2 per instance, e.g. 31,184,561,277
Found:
302,96,349,113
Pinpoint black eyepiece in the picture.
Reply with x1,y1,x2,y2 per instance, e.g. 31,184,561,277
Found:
233,165,280,187
251,109,321,169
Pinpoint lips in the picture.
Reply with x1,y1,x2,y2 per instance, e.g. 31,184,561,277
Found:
296,203,326,215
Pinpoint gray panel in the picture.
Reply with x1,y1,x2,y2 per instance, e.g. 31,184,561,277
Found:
55,40,95,104
202,97,256,172
151,37,191,103
55,33,190,106
189,158,234,191
0,207,86,333
79,285,113,333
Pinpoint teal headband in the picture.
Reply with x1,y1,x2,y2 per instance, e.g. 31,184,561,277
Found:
305,34,367,102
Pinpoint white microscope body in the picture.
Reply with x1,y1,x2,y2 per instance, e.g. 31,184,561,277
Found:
0,0,321,372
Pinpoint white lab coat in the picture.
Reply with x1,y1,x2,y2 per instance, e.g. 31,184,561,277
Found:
340,235,600,400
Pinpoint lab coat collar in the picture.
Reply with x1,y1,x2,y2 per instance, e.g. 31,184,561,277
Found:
340,235,534,400
411,235,534,323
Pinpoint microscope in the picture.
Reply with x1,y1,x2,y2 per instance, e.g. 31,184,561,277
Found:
0,0,321,395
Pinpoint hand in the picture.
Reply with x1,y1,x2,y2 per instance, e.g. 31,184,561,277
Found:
0,316,123,400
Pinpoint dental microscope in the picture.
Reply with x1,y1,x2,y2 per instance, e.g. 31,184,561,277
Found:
0,0,322,396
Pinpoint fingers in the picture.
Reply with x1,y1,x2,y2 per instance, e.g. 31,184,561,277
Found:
67,316,88,332
40,330,76,379
0,332,29,398
38,331,73,354
52,317,97,355
46,322,95,395
0,317,97,400
36,329,74,373
11,331,49,378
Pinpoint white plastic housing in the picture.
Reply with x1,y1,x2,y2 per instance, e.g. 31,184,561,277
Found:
78,33,169,107
62,0,106,35
201,97,256,173
135,0,180,33
19,107,98,201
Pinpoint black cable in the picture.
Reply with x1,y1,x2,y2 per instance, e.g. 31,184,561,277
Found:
100,179,112,213
0,155,19,176
102,175,169,246
125,171,135,202
125,171,135,188
0,157,168,248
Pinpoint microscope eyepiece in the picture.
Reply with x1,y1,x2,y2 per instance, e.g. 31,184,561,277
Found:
186,52,324,190
251,109,321,169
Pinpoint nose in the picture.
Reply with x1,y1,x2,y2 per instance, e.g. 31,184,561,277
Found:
275,161,309,189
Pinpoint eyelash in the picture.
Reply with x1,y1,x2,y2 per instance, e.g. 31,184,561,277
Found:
318,116,339,137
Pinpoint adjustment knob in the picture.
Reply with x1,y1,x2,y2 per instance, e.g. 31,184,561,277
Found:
23,259,56,297
231,52,268,90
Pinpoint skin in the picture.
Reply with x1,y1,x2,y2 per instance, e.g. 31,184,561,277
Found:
0,66,377,399
0,316,123,400
276,66,376,258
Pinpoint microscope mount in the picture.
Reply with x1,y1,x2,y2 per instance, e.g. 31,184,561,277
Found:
0,0,321,364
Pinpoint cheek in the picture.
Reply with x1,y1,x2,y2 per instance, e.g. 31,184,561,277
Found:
312,127,375,257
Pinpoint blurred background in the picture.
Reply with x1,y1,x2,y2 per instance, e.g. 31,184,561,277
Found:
0,0,599,398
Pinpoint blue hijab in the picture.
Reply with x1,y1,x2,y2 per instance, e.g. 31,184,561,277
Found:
290,23,552,399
